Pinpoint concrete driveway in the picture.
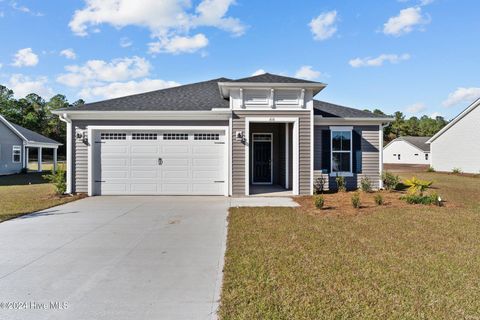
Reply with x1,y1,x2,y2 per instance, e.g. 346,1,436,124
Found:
0,196,230,320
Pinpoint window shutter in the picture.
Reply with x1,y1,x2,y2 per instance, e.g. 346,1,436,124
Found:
321,130,331,173
352,129,362,173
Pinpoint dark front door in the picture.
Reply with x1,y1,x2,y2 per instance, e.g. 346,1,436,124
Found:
253,135,272,184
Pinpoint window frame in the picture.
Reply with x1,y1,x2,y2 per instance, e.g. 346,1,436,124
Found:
329,127,353,177
12,145,21,164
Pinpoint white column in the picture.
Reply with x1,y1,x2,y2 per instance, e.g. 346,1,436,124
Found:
379,124,384,189
53,148,58,173
37,147,42,172
285,123,289,189
25,147,29,170
66,120,72,193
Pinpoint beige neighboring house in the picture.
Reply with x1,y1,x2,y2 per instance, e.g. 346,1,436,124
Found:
53,73,392,196
427,98,480,173
383,136,431,165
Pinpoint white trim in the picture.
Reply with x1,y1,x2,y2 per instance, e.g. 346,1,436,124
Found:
52,110,232,121
218,82,326,99
87,125,230,197
315,116,393,125
24,143,61,148
379,125,384,189
58,114,72,194
228,116,233,196
285,123,289,189
251,133,273,185
12,145,21,163
427,98,480,144
244,117,300,196
310,108,314,195
37,146,42,172
330,127,353,176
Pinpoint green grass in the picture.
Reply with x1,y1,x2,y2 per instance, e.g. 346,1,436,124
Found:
0,172,83,222
220,172,480,319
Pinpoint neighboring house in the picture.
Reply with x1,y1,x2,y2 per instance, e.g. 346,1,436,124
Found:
53,73,392,196
383,136,431,165
427,98,480,173
0,115,62,175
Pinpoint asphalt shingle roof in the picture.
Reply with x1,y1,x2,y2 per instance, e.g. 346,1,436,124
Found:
313,100,387,119
10,123,61,145
397,136,431,152
232,72,322,84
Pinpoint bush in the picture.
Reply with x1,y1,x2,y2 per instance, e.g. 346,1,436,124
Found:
351,192,361,208
314,176,327,194
452,168,462,174
360,176,372,192
42,167,66,195
427,166,435,172
374,194,384,206
336,176,346,192
403,176,433,195
382,171,400,191
401,192,442,206
314,195,325,209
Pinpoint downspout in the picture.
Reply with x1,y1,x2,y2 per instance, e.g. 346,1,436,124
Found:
59,113,73,194
379,122,389,189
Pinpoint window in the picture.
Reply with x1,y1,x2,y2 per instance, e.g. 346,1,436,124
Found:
132,133,157,140
12,145,21,163
163,133,188,140
425,153,429,160
101,133,126,140
194,133,219,140
331,130,352,174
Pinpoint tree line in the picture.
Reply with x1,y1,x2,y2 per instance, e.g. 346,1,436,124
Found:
0,85,449,155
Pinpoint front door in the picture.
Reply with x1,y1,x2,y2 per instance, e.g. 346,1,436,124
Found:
252,133,272,184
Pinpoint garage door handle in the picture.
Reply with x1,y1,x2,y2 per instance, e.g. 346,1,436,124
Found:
158,158,163,165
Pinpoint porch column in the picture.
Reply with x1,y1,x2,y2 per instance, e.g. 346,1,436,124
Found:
285,123,289,189
37,147,42,172
25,147,29,170
53,148,58,173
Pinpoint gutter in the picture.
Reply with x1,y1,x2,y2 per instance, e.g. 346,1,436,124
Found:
52,110,232,121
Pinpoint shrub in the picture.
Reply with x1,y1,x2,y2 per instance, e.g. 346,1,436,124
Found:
427,166,435,172
336,176,346,192
314,176,327,194
382,171,400,191
351,192,361,208
452,168,462,174
374,194,384,206
42,167,66,195
314,195,325,209
360,176,372,193
403,176,433,195
401,193,442,206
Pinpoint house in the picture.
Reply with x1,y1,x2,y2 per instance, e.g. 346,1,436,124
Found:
383,136,431,165
427,98,480,173
53,73,392,196
0,115,62,175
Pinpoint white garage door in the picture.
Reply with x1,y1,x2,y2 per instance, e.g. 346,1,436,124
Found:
94,130,226,195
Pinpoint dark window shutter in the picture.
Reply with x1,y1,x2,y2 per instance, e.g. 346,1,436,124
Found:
352,129,362,173
321,130,331,173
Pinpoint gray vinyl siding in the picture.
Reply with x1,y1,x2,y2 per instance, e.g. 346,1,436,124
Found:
314,125,380,190
0,121,23,175
232,111,311,195
71,120,228,193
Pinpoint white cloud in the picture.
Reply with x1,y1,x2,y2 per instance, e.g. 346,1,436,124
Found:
69,0,245,54
60,48,77,60
405,102,427,114
349,53,410,68
8,74,53,98
57,56,151,87
309,11,338,41
12,48,39,67
120,37,132,48
10,1,43,16
78,78,180,100
430,112,442,119
251,69,266,76
442,87,480,107
383,7,430,36
294,66,321,80
148,34,208,54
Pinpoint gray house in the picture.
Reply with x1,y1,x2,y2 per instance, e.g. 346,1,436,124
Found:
0,115,62,175
53,73,392,196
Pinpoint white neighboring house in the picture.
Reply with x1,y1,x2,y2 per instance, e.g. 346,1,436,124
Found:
383,136,431,165
427,98,480,173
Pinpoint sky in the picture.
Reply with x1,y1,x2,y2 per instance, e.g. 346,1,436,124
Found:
0,0,479,119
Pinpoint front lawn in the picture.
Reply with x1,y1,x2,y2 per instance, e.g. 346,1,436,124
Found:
220,172,480,319
0,172,84,222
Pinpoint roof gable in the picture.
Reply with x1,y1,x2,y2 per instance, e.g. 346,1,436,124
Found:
314,100,389,119
386,136,430,152
0,115,61,145
232,73,323,84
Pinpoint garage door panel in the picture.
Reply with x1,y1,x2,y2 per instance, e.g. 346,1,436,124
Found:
96,130,226,195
